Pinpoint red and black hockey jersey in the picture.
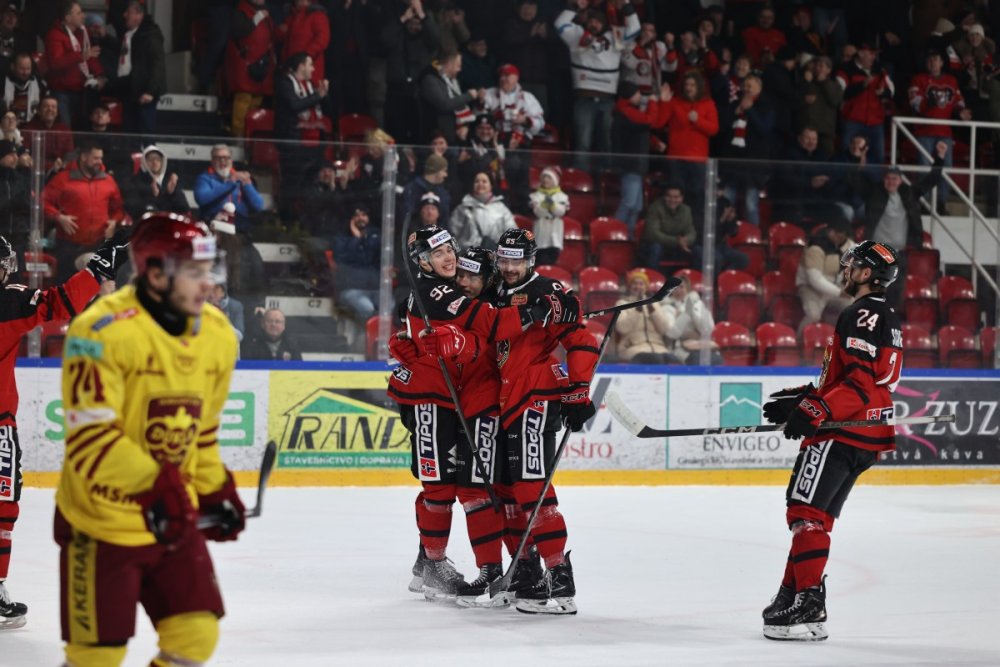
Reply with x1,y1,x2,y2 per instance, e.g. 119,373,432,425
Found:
387,273,522,411
809,293,903,452
491,274,598,428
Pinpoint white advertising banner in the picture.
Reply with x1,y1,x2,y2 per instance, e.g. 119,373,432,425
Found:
16,367,271,473
664,374,813,469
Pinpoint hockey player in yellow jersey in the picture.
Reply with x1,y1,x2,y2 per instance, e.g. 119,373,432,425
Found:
54,212,244,667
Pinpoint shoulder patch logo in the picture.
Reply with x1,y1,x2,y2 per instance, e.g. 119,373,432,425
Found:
64,336,104,360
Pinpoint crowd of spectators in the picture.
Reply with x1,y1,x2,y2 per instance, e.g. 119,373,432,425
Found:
0,0,997,359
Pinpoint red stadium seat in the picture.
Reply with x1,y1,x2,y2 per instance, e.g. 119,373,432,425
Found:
761,270,797,324
245,109,280,178
41,320,69,357
938,275,980,330
906,247,941,280
556,217,587,273
674,268,704,291
597,171,621,215
756,322,800,366
591,217,634,274
981,326,998,368
589,217,629,252
338,113,378,142
717,269,761,329
578,266,621,315
584,317,609,342
902,324,937,368
514,214,534,232
642,268,667,292
535,265,573,290
730,221,768,277
634,218,645,241
712,321,756,366
561,168,597,222
801,322,834,365
767,222,807,274
560,167,594,192
938,325,980,368
770,293,804,329
903,275,938,333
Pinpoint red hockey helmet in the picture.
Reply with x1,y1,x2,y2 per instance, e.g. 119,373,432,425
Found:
130,212,218,276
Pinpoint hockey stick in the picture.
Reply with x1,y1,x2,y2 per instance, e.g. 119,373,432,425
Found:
197,440,277,529
582,276,681,320
399,218,502,512
606,391,956,438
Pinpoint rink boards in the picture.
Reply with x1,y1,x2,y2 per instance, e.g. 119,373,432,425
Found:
16,361,1000,486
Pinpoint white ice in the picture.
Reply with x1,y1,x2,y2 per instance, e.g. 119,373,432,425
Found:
3,485,999,666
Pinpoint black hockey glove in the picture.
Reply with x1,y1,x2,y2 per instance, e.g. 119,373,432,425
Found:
561,383,596,432
527,292,582,326
762,383,815,425
783,394,831,441
87,239,129,283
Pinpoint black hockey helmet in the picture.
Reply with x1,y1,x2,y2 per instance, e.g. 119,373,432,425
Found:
841,240,900,288
0,235,16,276
407,225,458,266
457,246,497,287
495,228,537,268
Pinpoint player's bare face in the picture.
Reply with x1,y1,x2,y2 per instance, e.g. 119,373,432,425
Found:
843,265,870,297
168,260,215,316
497,257,529,285
455,270,484,298
425,245,457,278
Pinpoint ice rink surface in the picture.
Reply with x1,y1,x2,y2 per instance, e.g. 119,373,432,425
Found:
3,484,999,666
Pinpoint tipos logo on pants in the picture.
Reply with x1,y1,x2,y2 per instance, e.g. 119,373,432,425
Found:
0,424,19,502
790,440,833,504
415,404,440,481
522,406,546,480
470,416,499,484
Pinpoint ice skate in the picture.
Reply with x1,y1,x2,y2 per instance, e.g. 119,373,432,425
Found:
408,545,431,594
455,563,507,608
761,584,795,619
0,582,27,630
421,557,467,601
508,547,544,599
515,552,577,615
763,579,828,641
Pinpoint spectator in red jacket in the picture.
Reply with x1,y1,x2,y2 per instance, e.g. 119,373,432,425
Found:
279,0,329,86
21,95,75,172
44,0,105,128
741,6,787,68
660,71,719,222
225,0,276,138
836,42,894,165
907,49,972,211
42,138,124,280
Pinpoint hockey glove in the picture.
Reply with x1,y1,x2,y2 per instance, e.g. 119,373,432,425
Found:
133,464,196,545
762,382,816,425
527,292,582,327
561,383,596,432
419,324,475,363
87,239,129,283
388,332,422,366
198,469,246,542
783,394,831,441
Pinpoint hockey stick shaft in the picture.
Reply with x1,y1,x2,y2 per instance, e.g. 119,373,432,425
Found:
197,440,277,529
583,276,681,320
492,310,623,597
606,392,956,438
399,217,502,512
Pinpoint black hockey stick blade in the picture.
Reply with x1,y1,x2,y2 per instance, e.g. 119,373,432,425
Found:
197,440,277,529
606,391,956,439
584,276,681,319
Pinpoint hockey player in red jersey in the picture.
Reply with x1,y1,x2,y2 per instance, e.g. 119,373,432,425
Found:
389,228,576,601
490,228,599,615
0,233,126,630
760,240,904,641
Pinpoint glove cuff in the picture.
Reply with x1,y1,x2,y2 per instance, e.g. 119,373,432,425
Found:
562,383,590,403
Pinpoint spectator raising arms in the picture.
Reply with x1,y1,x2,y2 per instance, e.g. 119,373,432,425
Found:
611,81,667,230
332,203,381,323
836,42,894,165
556,0,640,172
660,71,719,221
449,171,516,249
621,23,668,101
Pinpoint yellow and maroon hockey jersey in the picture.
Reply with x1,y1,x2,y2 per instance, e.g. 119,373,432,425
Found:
55,285,238,546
